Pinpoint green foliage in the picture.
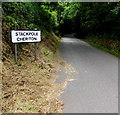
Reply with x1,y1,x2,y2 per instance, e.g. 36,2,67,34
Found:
59,2,80,20
26,24,38,30
3,2,64,32
44,50,51,56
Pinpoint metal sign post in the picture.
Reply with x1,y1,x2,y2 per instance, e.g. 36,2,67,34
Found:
34,43,37,60
14,44,17,62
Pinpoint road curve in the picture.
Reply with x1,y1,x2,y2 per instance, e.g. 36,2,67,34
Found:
57,34,118,113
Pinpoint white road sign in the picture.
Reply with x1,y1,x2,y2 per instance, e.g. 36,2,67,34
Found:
11,30,41,43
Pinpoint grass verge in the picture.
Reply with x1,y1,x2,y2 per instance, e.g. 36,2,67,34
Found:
83,37,120,57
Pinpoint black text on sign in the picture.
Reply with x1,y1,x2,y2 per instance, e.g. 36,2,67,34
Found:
11,30,41,43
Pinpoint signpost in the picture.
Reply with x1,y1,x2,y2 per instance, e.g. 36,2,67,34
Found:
14,44,17,62
11,30,41,62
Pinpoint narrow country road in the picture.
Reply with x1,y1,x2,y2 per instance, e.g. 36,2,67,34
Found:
57,34,118,113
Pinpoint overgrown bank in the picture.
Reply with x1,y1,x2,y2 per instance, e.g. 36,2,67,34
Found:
2,2,64,113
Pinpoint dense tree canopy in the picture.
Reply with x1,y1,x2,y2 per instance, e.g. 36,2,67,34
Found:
59,2,120,40
2,2,120,39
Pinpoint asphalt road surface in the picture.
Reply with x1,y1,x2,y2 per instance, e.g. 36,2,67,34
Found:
57,34,118,113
